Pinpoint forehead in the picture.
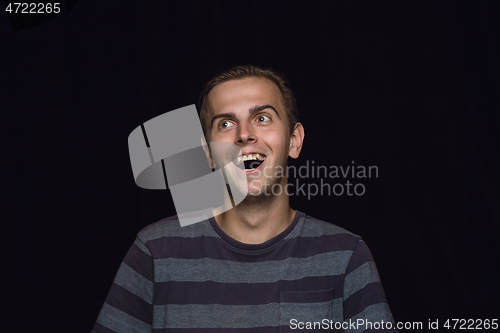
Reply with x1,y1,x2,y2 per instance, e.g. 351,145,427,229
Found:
207,77,283,115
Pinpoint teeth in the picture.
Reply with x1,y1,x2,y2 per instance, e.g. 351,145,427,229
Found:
236,154,266,165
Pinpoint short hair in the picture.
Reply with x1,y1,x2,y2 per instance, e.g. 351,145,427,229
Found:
197,65,299,139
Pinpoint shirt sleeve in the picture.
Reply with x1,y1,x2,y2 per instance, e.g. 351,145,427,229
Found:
92,237,154,333
343,239,398,333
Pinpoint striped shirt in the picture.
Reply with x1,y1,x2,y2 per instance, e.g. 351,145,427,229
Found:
92,210,397,332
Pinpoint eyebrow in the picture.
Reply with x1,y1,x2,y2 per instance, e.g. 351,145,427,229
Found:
210,104,281,129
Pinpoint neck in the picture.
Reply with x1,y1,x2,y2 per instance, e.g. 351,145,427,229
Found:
214,181,295,244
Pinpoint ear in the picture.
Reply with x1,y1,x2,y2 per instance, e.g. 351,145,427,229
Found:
201,136,215,170
288,122,305,159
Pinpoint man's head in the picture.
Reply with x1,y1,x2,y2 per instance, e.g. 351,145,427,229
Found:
198,65,299,141
198,65,304,202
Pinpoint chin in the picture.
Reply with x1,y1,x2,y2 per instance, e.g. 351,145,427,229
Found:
247,180,264,192
241,191,273,206
230,181,261,200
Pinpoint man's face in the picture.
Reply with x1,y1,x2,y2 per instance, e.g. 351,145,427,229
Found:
206,77,294,201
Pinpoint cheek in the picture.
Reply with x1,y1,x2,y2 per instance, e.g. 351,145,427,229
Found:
211,130,234,141
267,134,290,160
266,131,286,148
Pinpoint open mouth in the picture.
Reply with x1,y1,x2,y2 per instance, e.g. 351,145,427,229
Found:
233,153,266,172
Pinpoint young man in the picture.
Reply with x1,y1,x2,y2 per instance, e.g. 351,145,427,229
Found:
93,65,397,332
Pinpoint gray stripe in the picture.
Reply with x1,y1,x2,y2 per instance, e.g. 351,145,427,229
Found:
155,251,352,283
291,217,357,238
139,219,220,242
114,263,153,304
152,299,344,329
97,303,151,333
133,238,151,255
283,214,306,240
344,261,380,299
347,303,395,333
153,303,279,328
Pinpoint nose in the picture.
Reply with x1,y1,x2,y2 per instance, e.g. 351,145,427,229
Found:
236,121,256,144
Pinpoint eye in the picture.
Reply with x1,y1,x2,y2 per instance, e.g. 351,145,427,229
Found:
219,120,235,129
256,115,271,122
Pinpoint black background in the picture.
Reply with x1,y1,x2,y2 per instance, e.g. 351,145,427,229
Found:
2,1,499,332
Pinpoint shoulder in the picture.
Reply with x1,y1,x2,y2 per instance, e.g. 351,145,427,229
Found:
290,212,368,274
298,215,379,271
136,214,218,244
292,212,363,253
